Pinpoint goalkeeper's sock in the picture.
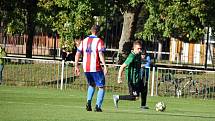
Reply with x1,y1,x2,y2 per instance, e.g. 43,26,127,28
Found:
87,85,95,102
96,88,105,108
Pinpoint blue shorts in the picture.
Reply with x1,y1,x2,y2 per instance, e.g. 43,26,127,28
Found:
84,71,105,87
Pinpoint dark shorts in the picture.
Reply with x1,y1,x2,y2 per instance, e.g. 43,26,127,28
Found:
84,71,105,87
128,81,146,97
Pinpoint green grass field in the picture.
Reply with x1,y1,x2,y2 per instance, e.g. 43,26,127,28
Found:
1,86,215,121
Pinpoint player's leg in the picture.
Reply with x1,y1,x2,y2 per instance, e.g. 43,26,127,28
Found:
119,83,137,100
95,86,105,112
0,64,3,85
86,84,95,111
85,72,96,111
113,83,136,108
94,71,105,112
140,80,149,109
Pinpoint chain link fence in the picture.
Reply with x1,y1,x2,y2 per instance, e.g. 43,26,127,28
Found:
2,57,215,99
154,67,215,99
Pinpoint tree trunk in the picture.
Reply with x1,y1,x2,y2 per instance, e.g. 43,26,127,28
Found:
26,21,34,58
26,1,37,58
117,5,142,64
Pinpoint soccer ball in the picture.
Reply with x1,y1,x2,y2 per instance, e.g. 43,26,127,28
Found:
155,102,166,112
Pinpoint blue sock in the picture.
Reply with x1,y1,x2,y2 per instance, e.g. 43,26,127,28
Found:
96,88,105,108
87,85,95,104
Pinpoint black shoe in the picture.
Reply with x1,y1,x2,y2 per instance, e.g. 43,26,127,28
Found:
86,104,92,111
94,105,102,112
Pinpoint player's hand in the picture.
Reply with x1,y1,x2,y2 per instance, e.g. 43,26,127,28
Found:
75,66,80,76
117,77,122,84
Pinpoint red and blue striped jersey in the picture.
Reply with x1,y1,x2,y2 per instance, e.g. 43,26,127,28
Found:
77,35,106,72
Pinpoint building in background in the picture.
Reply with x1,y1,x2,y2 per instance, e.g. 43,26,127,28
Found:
169,27,215,66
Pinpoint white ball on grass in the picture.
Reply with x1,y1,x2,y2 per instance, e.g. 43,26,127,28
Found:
155,102,166,112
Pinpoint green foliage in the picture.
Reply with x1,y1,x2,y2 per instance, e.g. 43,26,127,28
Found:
2,0,214,49
129,0,145,7
205,0,215,30
0,0,26,34
1,0,117,52
6,19,24,34
142,0,208,41
37,0,95,51
37,0,116,51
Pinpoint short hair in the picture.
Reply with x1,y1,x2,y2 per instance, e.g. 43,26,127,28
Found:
91,25,100,33
141,49,147,55
133,40,142,47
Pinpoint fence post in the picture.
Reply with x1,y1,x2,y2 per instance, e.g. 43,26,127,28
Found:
151,66,155,96
53,31,57,60
60,60,65,90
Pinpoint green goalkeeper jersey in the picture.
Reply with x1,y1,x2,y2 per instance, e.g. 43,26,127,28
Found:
124,51,142,84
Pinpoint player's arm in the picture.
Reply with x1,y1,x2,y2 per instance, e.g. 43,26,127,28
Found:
117,63,127,83
99,52,107,75
98,39,107,75
74,41,83,76
117,53,134,83
74,51,81,76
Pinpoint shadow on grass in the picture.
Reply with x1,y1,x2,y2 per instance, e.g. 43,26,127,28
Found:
42,76,77,85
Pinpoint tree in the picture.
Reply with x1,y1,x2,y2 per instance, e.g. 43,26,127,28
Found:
1,0,107,57
205,0,215,28
26,0,38,58
0,1,26,35
139,0,207,61
143,0,207,40
0,0,38,58
37,0,109,51
116,0,144,64
37,0,94,51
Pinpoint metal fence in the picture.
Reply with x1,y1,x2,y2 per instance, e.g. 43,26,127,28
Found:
2,57,215,99
154,67,215,99
3,57,61,87
2,57,128,93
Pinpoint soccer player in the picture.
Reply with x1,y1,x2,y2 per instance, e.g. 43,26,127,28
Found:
0,46,6,85
140,49,151,109
113,40,148,109
75,25,107,112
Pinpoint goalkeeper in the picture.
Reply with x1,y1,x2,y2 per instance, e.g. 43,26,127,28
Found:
113,40,149,109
